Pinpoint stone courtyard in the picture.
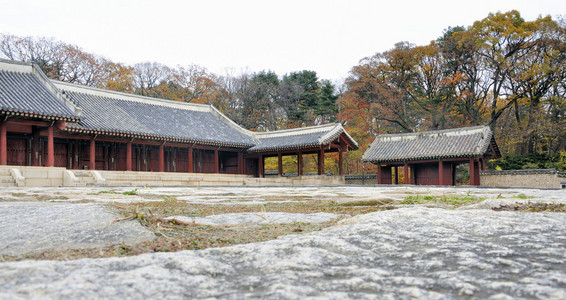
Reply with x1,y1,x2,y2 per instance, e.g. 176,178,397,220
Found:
1,185,565,299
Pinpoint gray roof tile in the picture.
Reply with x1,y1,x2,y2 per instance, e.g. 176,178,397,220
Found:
249,123,358,152
0,61,78,121
55,83,256,148
362,126,500,163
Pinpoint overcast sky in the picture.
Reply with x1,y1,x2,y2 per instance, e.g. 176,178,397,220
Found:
1,0,565,81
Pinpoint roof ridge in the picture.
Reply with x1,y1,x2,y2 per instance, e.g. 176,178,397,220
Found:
52,80,212,112
373,125,489,140
254,123,340,138
208,105,258,143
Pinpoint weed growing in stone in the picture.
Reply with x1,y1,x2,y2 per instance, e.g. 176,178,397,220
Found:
122,189,138,196
400,191,484,207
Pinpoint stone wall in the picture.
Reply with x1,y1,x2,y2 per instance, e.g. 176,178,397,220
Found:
480,169,566,189
344,175,378,185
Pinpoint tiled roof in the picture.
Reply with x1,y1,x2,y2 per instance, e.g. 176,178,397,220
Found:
362,126,500,163
53,82,256,148
248,123,359,152
0,59,360,152
0,59,80,121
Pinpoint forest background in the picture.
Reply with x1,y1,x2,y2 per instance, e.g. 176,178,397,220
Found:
2,10,565,174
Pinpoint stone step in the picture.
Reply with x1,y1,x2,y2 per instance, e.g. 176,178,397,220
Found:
0,175,15,184
0,181,15,187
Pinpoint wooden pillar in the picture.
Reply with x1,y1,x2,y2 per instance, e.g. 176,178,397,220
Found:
31,127,40,166
74,140,80,169
338,149,343,175
159,144,165,172
126,141,132,171
394,166,398,184
438,160,444,186
140,146,145,171
318,148,325,175
238,151,244,175
46,125,55,167
188,147,194,173
404,162,409,184
481,158,487,171
0,121,6,165
377,164,382,184
258,154,264,178
298,151,303,176
214,149,219,173
108,143,114,170
469,158,476,186
88,137,95,170
277,152,283,176
410,165,416,185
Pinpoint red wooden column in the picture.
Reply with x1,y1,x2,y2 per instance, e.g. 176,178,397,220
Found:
277,152,283,176
318,148,325,175
404,162,409,184
438,160,445,185
214,149,219,173
88,137,95,170
126,141,132,171
74,140,80,169
338,149,343,175
410,165,416,185
46,125,55,167
32,127,40,166
469,158,476,185
188,148,194,173
238,151,244,174
377,164,382,184
159,144,165,172
298,151,303,176
258,154,264,178
394,166,399,184
0,121,6,165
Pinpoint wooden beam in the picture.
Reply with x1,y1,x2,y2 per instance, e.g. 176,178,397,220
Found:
238,151,244,175
404,162,409,184
298,151,303,176
394,166,398,184
159,144,165,172
0,121,6,165
338,148,343,175
277,152,283,177
214,149,219,173
469,158,476,186
89,137,95,170
188,147,194,173
318,147,325,175
126,141,132,171
47,125,55,167
438,159,444,185
258,154,264,178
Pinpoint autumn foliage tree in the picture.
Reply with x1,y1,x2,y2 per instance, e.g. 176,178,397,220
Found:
1,10,565,173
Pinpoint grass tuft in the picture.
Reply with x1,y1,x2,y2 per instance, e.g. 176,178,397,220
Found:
400,191,484,207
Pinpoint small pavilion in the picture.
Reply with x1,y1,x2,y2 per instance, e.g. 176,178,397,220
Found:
362,126,501,186
248,124,359,177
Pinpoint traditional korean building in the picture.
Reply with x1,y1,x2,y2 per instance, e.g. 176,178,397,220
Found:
0,59,358,178
362,126,501,186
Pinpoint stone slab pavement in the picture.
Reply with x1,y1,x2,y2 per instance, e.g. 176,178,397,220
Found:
0,202,155,256
0,186,565,299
